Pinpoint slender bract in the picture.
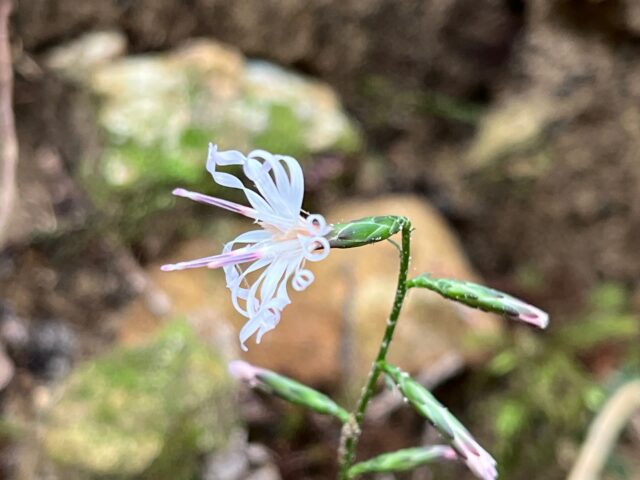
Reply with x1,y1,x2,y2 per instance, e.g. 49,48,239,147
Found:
347,445,457,478
406,274,549,329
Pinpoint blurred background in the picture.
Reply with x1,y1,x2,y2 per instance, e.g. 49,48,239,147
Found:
1,0,640,479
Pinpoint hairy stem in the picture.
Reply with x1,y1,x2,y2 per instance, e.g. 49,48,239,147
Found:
337,218,412,479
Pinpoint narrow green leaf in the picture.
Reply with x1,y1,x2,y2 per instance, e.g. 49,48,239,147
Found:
406,274,549,329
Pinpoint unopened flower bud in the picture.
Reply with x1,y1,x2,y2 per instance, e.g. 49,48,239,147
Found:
229,361,349,423
347,445,457,478
326,215,407,249
380,362,498,480
407,274,549,329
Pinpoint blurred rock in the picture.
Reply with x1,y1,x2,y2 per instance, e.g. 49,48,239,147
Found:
202,430,281,480
623,0,640,36
0,346,14,391
466,97,554,171
246,465,281,480
115,195,500,388
0,302,76,382
24,319,77,381
246,443,273,466
0,303,29,353
204,447,249,480
42,321,237,479
5,146,90,246
46,38,361,195
45,30,127,80
202,428,248,480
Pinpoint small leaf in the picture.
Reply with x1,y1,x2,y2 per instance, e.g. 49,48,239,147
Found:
326,215,407,248
347,445,457,478
228,361,349,422
407,274,549,329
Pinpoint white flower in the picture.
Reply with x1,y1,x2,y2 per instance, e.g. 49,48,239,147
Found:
161,144,331,350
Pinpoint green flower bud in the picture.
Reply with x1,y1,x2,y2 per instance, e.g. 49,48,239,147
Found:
379,362,497,480
326,216,408,248
406,274,549,329
347,445,457,478
229,361,349,423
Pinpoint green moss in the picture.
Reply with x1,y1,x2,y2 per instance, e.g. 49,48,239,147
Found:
101,137,205,190
332,122,362,154
43,321,237,479
253,103,309,158
180,126,214,152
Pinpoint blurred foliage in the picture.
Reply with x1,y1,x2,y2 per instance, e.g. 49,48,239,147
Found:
360,75,485,127
469,282,639,479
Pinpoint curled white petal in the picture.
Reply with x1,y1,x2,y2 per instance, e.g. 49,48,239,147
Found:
292,269,315,291
303,236,330,262
165,144,331,350
305,213,330,236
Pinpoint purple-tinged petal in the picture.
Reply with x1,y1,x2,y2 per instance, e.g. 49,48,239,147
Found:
512,303,549,329
161,247,262,272
207,249,264,269
172,188,258,219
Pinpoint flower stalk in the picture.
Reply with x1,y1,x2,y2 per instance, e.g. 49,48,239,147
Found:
337,217,411,478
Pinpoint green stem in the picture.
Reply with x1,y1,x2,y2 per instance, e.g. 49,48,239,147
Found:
337,218,412,479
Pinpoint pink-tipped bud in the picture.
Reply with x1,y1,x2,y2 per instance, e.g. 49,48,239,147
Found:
172,188,189,197
228,360,262,387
